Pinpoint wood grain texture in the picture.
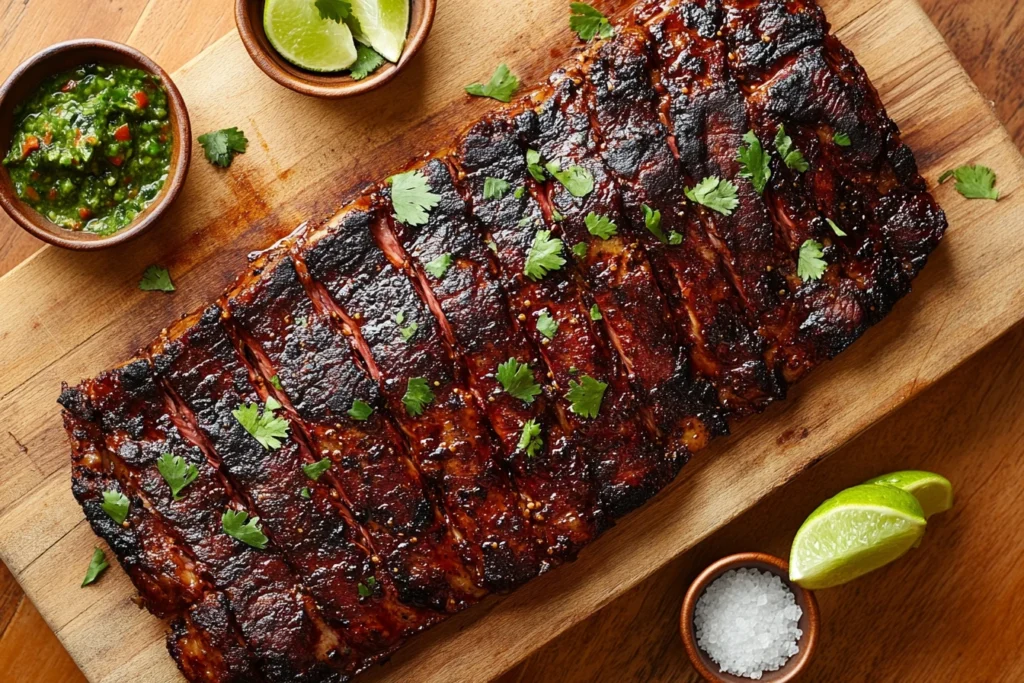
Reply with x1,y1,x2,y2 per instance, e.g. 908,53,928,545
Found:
0,0,1022,682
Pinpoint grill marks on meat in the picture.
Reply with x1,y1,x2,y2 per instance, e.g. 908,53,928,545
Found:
62,4,946,681
581,26,777,420
299,208,545,592
223,252,481,613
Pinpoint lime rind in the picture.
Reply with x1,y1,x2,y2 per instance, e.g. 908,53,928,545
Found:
864,470,954,519
349,0,409,63
264,0,358,72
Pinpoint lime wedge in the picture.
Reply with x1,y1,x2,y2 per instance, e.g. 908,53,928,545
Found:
350,0,409,63
789,484,926,590
264,0,358,72
864,470,953,518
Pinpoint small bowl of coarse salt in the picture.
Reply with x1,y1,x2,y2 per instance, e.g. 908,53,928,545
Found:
680,552,819,682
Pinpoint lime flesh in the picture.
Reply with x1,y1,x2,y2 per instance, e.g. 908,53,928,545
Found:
789,484,926,590
350,0,409,63
264,0,358,72
864,470,953,519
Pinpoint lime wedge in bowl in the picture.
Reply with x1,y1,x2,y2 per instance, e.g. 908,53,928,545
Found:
790,484,926,590
350,0,410,63
264,0,358,72
864,470,953,518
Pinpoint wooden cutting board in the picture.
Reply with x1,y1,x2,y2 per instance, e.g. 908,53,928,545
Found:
0,0,1021,681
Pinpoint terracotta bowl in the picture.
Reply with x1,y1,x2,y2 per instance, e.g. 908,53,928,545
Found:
0,39,191,251
680,552,820,683
235,0,436,98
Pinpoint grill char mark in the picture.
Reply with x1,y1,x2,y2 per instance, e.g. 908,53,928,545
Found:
61,361,344,683
299,207,544,592
224,253,481,613
151,306,420,675
582,26,779,420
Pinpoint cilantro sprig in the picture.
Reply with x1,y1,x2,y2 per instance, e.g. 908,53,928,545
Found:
939,164,999,200
403,377,434,416
524,230,566,281
198,127,248,168
685,177,739,216
157,453,199,500
797,239,827,282
466,64,520,103
496,358,542,404
389,170,442,226
774,125,809,172
517,419,543,457
233,396,290,450
315,0,350,22
81,547,109,587
424,253,452,279
570,2,615,41
350,45,386,81
536,310,559,339
484,177,512,200
101,490,129,525
222,509,269,549
737,130,770,195
546,160,594,197
565,375,608,418
139,265,175,292
585,212,617,239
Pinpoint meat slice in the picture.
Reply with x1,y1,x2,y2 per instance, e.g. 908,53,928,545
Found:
581,26,780,419
298,207,544,592
168,592,266,683
224,252,481,612
456,112,676,520
60,361,345,682
150,306,424,674
375,158,598,560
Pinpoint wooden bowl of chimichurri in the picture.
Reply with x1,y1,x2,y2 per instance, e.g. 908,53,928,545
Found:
0,39,191,250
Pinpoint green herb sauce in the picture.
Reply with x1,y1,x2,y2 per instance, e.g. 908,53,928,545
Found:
3,64,172,235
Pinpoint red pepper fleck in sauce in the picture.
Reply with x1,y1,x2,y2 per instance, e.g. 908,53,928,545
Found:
132,90,149,109
78,207,93,220
114,124,131,141
21,135,39,158
24,186,39,201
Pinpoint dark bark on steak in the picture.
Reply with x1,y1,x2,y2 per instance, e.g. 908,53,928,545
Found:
151,307,423,674
299,208,544,592
455,111,674,521
581,26,779,420
224,252,481,612
60,361,343,682
169,592,267,683
375,158,598,562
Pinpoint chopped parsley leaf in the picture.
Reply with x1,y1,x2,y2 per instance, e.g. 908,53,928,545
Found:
348,399,373,421
774,124,809,172
403,377,434,416
569,2,615,41
496,358,542,404
102,490,129,525
139,265,175,292
589,304,602,321
685,177,739,216
565,375,608,418
198,127,248,168
232,397,289,450
157,453,199,500
465,63,520,103
389,171,441,226
81,547,109,587
424,253,452,279
833,132,852,147
797,239,827,282
737,130,770,195
536,310,559,339
302,458,332,482
524,230,566,281
585,212,617,239
484,176,512,200
942,164,999,200
517,419,543,457
545,160,594,197
222,509,268,549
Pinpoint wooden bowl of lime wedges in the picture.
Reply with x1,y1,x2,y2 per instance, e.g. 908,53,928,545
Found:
235,0,436,98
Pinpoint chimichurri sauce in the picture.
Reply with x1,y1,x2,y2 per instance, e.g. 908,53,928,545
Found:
3,64,172,236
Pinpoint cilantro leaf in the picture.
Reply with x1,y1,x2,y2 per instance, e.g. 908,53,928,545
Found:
484,176,512,200
389,170,441,226
496,358,541,404
139,265,175,292
826,218,847,237
349,44,385,80
589,304,602,321
315,0,350,22
300,487,311,499
526,149,547,182
232,397,290,450
403,377,434,416
945,164,999,200
517,419,543,457
833,132,852,147
102,490,129,525
424,253,452,279
797,239,827,282
524,230,566,281
572,242,588,259
536,310,559,339
81,547,109,587
545,160,594,197
302,458,332,481
157,453,199,500
222,509,268,549
737,130,770,195
198,127,248,168
774,124,809,172
269,375,284,391
685,177,740,216
357,576,377,598
465,63,520,103
668,231,683,245
394,310,418,341
348,399,373,421
514,186,526,199
565,375,608,418
570,2,615,41
486,239,498,253
585,212,617,239
642,204,667,243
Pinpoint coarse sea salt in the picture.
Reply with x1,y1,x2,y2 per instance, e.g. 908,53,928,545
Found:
693,567,803,680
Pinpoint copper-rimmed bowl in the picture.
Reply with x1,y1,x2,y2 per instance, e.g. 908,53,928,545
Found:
681,552,820,683
235,0,436,98
0,39,191,251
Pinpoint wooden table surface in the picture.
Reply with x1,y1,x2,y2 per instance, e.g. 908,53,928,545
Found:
1,1,1021,681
